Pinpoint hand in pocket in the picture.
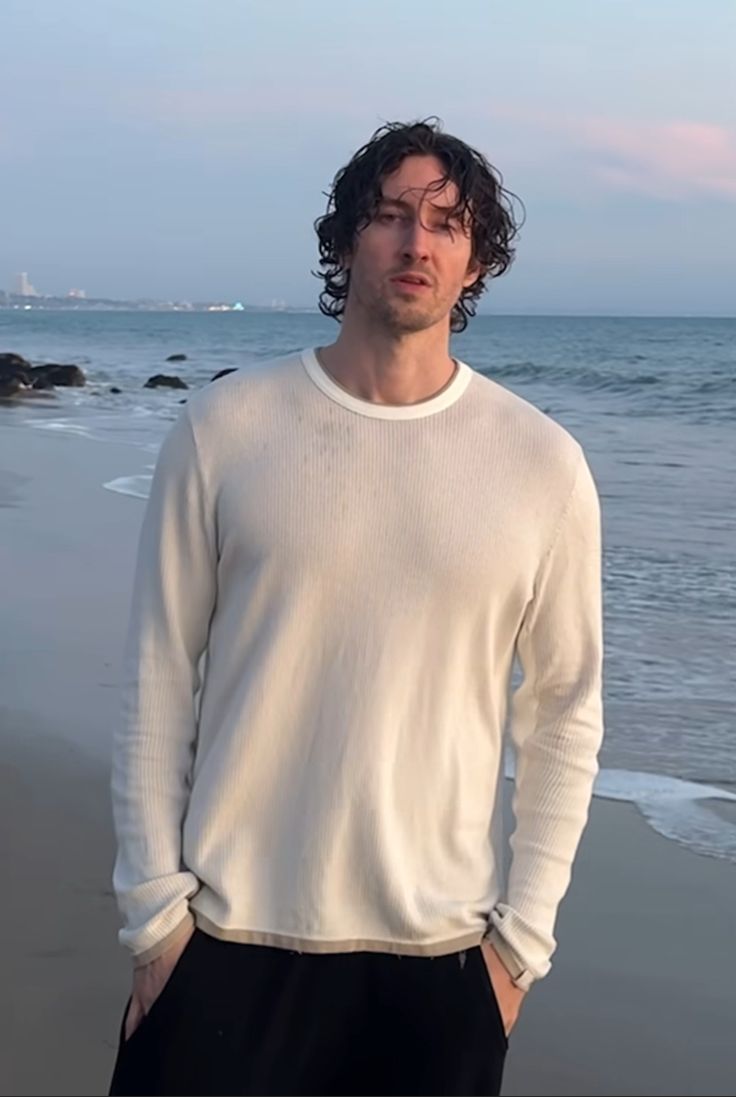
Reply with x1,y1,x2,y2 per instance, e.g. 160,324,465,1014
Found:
125,925,195,1041
479,940,526,1037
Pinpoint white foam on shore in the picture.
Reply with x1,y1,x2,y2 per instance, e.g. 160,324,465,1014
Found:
593,768,736,863
103,474,153,500
29,419,97,439
26,414,166,454
504,760,736,863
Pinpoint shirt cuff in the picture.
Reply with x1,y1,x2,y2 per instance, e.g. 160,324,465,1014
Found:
482,926,536,992
131,911,195,968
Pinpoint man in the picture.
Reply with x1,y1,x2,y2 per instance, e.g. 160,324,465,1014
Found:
109,119,604,1096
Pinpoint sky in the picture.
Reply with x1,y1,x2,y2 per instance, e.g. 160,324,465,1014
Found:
1,0,734,315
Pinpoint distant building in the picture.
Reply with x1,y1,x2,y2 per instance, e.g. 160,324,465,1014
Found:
67,288,86,299
12,272,39,297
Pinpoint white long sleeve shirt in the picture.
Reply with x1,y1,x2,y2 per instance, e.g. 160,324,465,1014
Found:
112,347,604,989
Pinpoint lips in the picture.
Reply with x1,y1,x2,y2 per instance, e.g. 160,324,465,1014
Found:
391,274,431,287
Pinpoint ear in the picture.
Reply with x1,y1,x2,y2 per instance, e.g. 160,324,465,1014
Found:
462,258,484,289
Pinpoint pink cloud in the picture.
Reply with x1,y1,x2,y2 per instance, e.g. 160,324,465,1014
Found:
489,106,736,201
580,118,736,200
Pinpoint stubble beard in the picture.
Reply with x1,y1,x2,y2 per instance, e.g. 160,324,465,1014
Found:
369,288,446,337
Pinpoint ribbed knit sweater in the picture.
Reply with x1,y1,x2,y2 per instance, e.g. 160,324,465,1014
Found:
111,347,604,990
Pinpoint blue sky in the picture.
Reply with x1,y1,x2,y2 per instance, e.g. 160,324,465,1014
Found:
1,0,734,314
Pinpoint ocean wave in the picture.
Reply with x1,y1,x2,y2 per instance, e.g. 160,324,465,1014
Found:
503,759,736,864
483,360,665,391
479,360,735,419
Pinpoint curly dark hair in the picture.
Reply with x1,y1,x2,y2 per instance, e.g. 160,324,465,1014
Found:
313,118,524,333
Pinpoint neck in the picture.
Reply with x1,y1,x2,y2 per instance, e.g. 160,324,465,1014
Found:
317,307,456,406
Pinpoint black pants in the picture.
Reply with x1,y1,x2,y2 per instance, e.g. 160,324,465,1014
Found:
109,929,508,1096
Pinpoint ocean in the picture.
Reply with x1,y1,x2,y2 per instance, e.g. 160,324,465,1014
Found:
2,309,735,863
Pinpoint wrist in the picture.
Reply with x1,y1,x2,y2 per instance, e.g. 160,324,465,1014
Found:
484,928,535,993
132,913,195,969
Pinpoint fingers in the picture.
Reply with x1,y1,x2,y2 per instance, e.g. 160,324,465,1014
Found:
124,997,144,1042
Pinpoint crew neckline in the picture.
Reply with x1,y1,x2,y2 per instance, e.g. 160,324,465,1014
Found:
300,347,473,420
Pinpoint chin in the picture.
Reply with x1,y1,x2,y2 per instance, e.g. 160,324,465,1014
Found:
377,301,442,335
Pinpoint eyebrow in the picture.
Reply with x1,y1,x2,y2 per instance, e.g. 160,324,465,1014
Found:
378,196,462,218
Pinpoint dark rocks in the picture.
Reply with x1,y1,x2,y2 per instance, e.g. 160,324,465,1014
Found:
0,352,32,376
0,376,26,399
1,351,202,404
30,363,86,387
210,368,238,383
166,353,187,362
144,374,189,390
0,354,85,400
0,356,86,388
31,374,55,390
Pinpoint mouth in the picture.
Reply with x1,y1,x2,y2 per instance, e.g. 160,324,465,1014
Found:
390,274,432,291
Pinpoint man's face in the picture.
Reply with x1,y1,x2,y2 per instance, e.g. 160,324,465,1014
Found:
344,154,479,335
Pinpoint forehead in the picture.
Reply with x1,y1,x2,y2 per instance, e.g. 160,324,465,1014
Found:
379,154,460,210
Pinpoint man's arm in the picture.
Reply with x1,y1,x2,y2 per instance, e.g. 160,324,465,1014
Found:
112,404,218,968
486,446,604,991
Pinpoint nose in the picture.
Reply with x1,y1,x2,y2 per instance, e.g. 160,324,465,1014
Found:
400,216,432,263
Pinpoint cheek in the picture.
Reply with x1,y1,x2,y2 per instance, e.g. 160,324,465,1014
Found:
351,234,385,272
360,244,396,283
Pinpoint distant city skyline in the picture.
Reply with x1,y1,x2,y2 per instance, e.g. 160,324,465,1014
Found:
4,268,734,317
12,272,39,298
1,1,734,316
4,271,272,308
2,272,296,312
9,273,86,300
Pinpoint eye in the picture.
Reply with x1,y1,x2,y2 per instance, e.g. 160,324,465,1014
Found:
377,212,401,224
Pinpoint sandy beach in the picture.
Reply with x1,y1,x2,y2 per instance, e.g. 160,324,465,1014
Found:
1,420,734,1097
